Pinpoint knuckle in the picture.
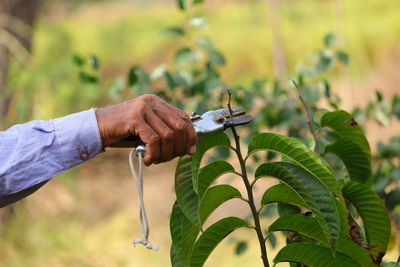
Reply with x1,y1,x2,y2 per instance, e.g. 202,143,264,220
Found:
174,119,187,132
179,112,190,121
162,129,174,141
148,134,160,144
141,94,157,102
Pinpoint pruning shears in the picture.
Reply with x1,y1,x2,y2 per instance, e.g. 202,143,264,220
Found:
190,107,252,137
118,107,253,148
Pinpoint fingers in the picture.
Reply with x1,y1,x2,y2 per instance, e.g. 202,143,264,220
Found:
155,109,187,157
134,120,160,166
144,109,174,163
157,101,197,156
186,120,197,155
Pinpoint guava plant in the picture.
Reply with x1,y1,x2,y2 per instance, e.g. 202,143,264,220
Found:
170,100,391,266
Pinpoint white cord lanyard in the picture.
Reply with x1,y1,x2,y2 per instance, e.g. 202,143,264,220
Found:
129,145,159,251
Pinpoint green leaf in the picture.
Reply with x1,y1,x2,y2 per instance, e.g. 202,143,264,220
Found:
375,90,383,102
335,198,350,235
336,50,349,65
197,160,235,198
128,66,140,87
196,36,214,51
324,33,337,47
79,72,97,84
248,133,343,200
192,133,231,192
163,27,185,37
325,138,371,183
343,181,391,258
255,162,340,249
269,214,328,244
269,215,375,266
170,202,199,266
315,51,333,73
209,50,226,65
174,47,197,67
175,156,201,228
127,66,149,94
274,243,360,267
235,241,247,256
72,54,85,66
336,235,376,267
268,232,277,248
323,80,331,98
192,0,204,5
261,183,308,209
199,185,241,224
164,71,179,89
88,55,100,70
190,217,247,267
107,77,124,101
177,0,186,10
321,110,371,161
277,203,301,216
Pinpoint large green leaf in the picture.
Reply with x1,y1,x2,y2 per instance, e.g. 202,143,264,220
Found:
191,133,231,192
261,183,308,209
335,198,350,235
248,133,342,200
343,181,391,258
274,243,360,267
268,215,375,267
321,110,371,161
175,155,201,228
190,217,247,267
269,214,327,244
170,202,200,266
255,162,340,249
325,138,371,183
199,185,241,224
197,160,235,198
336,235,376,267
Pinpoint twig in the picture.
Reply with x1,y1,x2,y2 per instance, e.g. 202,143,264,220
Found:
226,88,234,118
292,80,319,153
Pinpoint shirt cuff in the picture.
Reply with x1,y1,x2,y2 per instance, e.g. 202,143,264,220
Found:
53,108,103,169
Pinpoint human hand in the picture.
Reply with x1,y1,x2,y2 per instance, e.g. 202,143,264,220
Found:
95,94,197,166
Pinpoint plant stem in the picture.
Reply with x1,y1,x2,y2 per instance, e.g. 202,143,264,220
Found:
292,80,319,153
231,127,269,267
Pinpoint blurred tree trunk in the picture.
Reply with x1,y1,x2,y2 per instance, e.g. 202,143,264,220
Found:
267,0,287,83
0,0,40,121
0,0,40,229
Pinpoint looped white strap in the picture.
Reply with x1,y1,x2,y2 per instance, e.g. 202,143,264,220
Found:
129,146,159,251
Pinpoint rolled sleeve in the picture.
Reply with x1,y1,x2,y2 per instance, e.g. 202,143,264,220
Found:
53,108,103,169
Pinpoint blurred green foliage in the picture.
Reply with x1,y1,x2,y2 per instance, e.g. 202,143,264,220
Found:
4,0,400,124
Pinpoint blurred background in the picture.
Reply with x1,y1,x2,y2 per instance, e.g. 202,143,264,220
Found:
0,0,399,266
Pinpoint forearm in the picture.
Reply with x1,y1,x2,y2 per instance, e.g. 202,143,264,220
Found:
0,108,102,196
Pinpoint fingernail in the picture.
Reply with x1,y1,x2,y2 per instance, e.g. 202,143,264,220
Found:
189,145,197,155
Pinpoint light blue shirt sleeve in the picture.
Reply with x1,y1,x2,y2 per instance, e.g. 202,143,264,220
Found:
0,108,103,196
